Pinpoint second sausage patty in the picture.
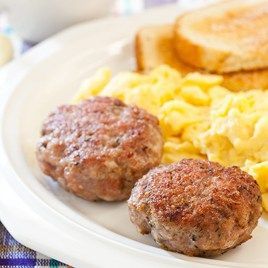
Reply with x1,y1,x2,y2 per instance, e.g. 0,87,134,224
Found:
36,96,163,201
128,159,262,257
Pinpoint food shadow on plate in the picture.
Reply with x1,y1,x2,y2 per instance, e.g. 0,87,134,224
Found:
42,175,156,247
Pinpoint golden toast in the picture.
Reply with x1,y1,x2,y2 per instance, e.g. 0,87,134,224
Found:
135,25,268,91
174,0,268,73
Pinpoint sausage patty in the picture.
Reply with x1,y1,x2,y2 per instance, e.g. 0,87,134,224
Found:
128,159,262,257
36,96,163,201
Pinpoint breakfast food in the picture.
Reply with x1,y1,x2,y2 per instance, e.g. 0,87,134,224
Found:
128,159,262,257
135,24,268,91
74,65,268,211
34,0,268,259
36,96,163,201
174,0,268,73
200,91,268,169
136,25,193,74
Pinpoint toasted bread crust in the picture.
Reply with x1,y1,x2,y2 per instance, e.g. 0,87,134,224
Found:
135,25,194,74
135,24,268,91
135,32,145,71
174,0,268,73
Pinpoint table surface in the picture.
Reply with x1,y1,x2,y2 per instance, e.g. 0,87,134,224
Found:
0,0,184,267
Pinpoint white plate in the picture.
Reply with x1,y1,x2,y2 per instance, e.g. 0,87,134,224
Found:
0,3,267,268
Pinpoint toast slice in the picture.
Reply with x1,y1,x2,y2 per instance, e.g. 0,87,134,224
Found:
136,25,195,74
174,0,268,73
135,25,268,91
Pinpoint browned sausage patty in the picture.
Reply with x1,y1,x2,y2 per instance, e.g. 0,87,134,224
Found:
36,96,163,201
128,159,262,257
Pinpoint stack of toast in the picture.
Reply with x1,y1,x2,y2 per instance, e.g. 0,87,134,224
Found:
135,0,268,91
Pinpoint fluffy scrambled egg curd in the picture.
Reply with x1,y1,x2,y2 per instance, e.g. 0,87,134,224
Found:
73,65,268,211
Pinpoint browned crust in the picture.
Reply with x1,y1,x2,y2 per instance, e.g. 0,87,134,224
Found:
36,96,163,201
128,159,262,257
135,31,145,72
144,160,261,224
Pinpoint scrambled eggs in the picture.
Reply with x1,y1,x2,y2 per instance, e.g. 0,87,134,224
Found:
73,65,268,211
